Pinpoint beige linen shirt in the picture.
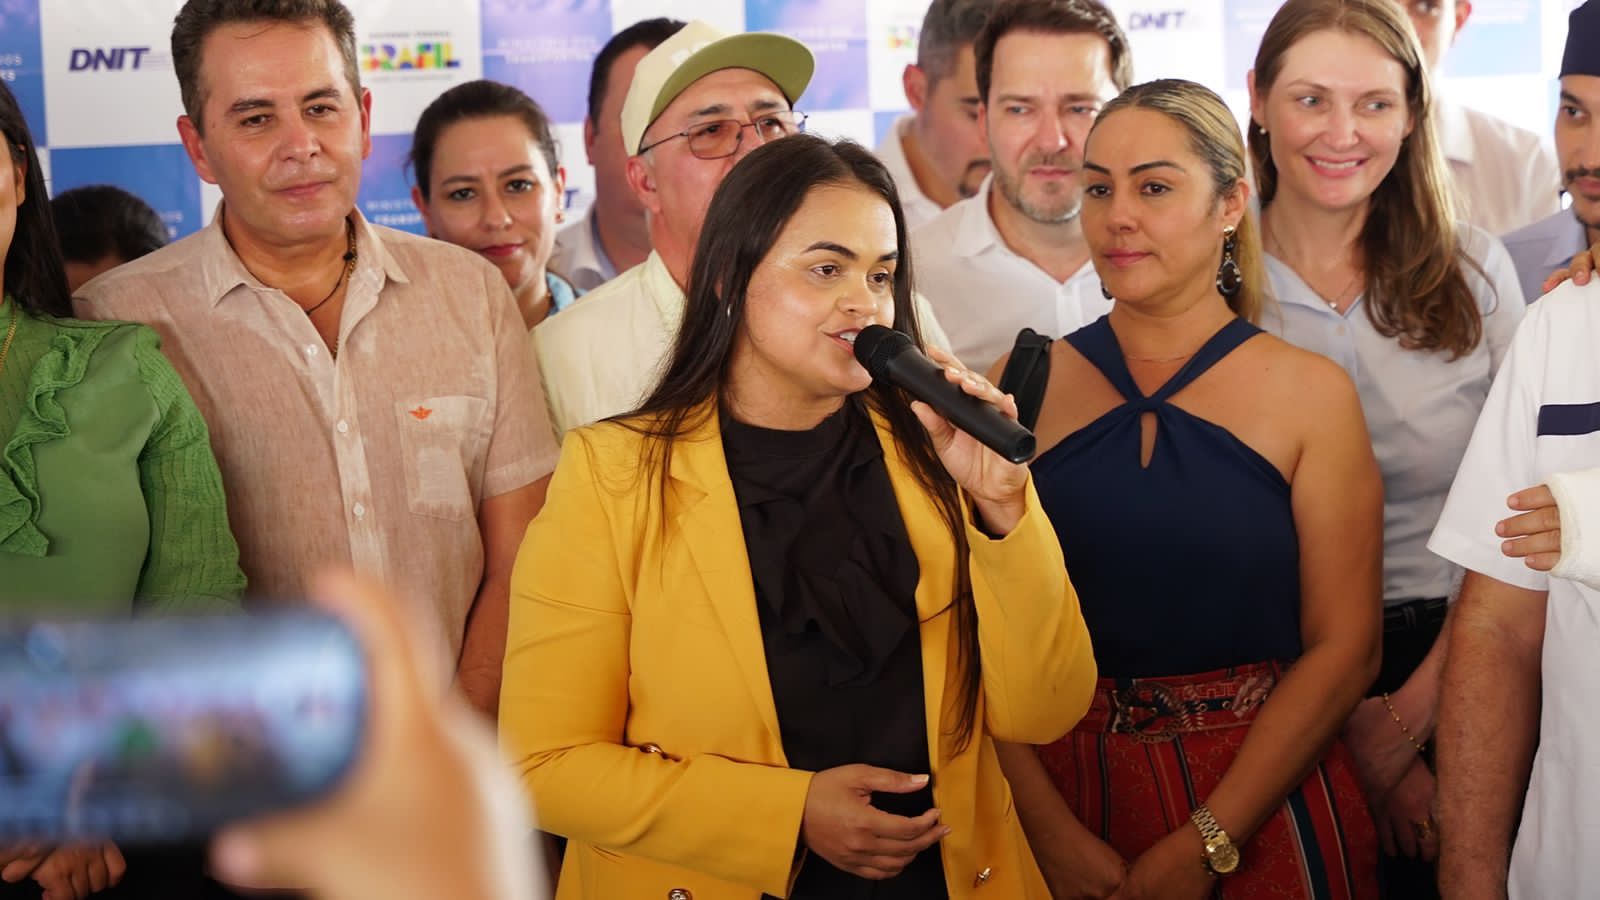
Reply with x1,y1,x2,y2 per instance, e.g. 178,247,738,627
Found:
532,250,954,438
75,207,560,671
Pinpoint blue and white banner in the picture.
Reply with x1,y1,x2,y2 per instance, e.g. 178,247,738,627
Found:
17,0,1570,241
1,0,47,145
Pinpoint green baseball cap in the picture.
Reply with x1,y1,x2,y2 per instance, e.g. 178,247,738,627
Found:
621,20,815,156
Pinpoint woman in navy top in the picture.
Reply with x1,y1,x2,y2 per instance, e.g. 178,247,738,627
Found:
989,80,1383,899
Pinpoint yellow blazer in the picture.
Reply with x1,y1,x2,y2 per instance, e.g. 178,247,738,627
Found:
501,404,1096,899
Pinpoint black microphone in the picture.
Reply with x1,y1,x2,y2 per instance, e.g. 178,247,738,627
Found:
853,325,1037,464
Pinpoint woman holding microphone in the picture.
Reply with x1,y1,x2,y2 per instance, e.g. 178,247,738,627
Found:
499,133,1095,899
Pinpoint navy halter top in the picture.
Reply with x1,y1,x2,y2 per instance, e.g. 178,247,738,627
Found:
1032,316,1303,679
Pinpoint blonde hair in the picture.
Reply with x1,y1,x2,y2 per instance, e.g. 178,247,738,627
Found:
1093,79,1267,324
1249,0,1485,358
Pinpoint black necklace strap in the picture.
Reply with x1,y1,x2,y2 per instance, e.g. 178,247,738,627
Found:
304,219,358,317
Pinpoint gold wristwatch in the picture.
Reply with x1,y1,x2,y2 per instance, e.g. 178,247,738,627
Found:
1190,804,1240,876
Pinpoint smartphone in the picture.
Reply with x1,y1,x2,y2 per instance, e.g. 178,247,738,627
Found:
0,610,366,844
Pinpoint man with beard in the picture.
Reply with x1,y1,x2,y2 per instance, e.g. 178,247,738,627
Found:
875,0,996,230
909,0,1130,373
1501,3,1600,304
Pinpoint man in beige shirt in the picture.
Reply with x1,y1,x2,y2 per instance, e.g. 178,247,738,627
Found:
75,0,558,716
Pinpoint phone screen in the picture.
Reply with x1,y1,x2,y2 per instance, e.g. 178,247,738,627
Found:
0,611,366,843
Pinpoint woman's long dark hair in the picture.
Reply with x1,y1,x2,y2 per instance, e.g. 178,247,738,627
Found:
0,80,70,318
621,133,984,751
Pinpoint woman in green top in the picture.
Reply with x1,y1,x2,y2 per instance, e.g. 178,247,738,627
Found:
0,79,246,900
0,95,243,613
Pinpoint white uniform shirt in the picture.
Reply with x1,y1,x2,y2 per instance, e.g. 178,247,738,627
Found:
1440,98,1562,238
911,178,1112,374
1427,279,1600,900
875,113,944,232
1263,226,1524,603
532,251,953,439
550,205,619,293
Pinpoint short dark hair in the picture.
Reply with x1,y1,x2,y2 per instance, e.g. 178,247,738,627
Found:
917,0,998,85
974,0,1132,103
0,80,69,318
409,80,559,200
51,186,169,266
172,0,361,132
586,17,686,127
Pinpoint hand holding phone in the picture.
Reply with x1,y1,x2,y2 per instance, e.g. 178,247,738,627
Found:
209,571,544,900
0,609,366,845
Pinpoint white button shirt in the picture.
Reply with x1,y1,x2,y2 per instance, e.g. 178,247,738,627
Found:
911,179,1112,374
1440,98,1562,238
550,205,619,293
532,251,953,438
1263,226,1525,603
1427,280,1600,900
875,113,944,232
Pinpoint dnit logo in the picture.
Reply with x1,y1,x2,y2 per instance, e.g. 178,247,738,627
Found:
1128,10,1188,29
69,47,152,71
360,42,460,72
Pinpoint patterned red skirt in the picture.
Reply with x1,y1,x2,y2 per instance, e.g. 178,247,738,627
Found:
1035,662,1379,899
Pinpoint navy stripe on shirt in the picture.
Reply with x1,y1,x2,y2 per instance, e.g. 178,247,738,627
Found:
1538,402,1600,436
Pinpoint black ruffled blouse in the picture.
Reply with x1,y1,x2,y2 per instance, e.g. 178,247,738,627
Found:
721,401,948,899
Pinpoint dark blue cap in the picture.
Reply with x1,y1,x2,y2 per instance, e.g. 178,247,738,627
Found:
1564,0,1600,78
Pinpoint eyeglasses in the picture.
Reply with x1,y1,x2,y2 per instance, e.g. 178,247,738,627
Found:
638,110,808,159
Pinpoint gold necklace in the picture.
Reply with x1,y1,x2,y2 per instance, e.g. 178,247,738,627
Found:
1265,219,1362,311
0,301,18,378
1126,351,1195,363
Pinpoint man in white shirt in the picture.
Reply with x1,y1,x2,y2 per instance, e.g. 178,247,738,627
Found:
1502,2,1600,303
550,17,684,291
1401,0,1560,236
1430,276,1600,899
876,0,996,231
912,0,1130,373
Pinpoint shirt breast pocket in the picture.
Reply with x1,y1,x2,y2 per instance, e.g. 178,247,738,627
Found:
395,395,489,521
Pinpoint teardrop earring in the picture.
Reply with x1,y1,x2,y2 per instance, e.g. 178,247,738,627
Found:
1215,226,1242,299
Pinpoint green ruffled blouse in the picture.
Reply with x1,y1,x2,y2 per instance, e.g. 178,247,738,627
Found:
0,297,245,614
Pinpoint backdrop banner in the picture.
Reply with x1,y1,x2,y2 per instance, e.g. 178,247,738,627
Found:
20,0,1569,241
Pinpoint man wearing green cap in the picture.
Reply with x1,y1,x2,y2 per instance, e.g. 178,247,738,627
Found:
531,20,813,437
531,20,948,438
